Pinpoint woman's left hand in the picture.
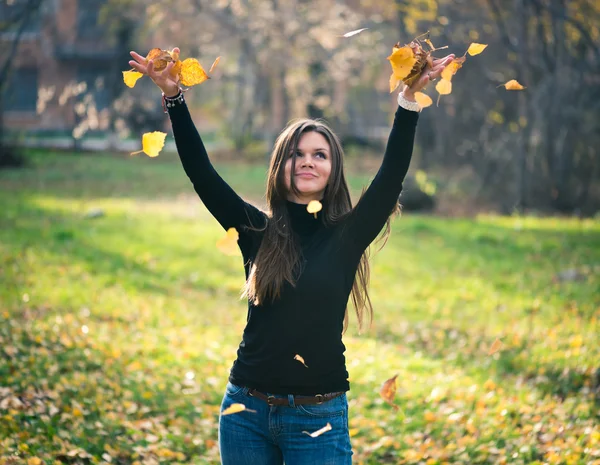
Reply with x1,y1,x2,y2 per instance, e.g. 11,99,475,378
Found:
402,54,456,101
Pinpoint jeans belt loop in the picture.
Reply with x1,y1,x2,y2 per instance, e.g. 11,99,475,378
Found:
315,394,324,405
267,395,276,406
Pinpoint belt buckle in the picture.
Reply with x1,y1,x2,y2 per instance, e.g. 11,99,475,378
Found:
267,395,276,406
315,394,324,405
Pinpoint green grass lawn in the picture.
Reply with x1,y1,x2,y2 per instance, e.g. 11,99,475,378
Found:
1,150,599,465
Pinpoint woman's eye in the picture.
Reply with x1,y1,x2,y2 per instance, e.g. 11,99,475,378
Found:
317,152,326,158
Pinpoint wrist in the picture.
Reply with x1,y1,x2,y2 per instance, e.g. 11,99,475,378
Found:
162,87,181,98
401,89,416,102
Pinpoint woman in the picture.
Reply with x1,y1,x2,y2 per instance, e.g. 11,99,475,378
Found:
129,47,454,465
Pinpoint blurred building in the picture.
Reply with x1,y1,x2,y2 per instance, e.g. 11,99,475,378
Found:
1,0,119,136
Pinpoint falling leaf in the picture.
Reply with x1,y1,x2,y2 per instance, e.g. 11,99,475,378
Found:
414,92,432,108
387,45,417,84
180,58,209,86
380,374,399,409
122,70,144,88
341,28,368,38
209,56,221,74
216,227,240,256
435,79,452,95
130,131,167,158
488,337,503,355
303,422,332,438
498,79,526,90
222,403,256,415
307,200,322,219
466,43,488,56
294,354,309,368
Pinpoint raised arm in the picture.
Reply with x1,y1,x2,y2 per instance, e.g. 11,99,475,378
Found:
128,49,265,235
345,54,455,252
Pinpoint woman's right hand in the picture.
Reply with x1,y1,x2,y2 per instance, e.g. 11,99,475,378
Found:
129,48,181,97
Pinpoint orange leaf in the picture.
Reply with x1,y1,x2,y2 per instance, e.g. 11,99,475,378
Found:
302,422,332,438
380,374,399,409
146,48,173,71
180,58,209,86
209,56,221,74
294,354,309,368
216,227,240,256
466,43,488,56
498,79,526,90
488,337,503,355
414,92,432,108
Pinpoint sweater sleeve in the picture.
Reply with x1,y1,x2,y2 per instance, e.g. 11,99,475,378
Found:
167,101,266,235
344,106,419,252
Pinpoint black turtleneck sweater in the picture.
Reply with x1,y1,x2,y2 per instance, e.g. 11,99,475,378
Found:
168,101,418,395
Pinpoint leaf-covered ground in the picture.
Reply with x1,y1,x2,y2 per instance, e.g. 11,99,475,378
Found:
1,151,599,465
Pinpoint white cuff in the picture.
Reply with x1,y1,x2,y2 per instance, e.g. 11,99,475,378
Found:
397,92,420,112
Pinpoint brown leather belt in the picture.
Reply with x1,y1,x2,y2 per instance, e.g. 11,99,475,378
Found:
247,388,344,406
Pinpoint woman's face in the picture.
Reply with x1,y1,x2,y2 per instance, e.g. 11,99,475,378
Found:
284,131,332,204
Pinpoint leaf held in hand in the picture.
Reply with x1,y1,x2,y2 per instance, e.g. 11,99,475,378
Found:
294,354,309,368
146,48,173,71
216,227,240,256
222,403,256,415
414,92,432,108
466,43,488,56
440,56,465,82
387,45,417,82
380,374,399,409
180,58,209,86
498,79,526,90
302,422,332,438
130,131,167,158
123,70,144,88
341,28,368,38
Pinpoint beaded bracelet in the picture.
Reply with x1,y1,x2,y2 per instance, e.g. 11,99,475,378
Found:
162,89,185,113
397,91,421,112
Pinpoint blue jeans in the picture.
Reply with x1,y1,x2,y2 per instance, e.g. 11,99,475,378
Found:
218,382,353,464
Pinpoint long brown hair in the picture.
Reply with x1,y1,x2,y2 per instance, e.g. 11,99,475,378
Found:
242,118,398,333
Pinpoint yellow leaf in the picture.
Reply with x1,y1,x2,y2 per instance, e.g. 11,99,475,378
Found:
302,422,332,438
466,43,488,56
222,403,256,415
216,227,240,256
123,70,144,88
28,458,43,465
180,58,209,86
387,45,417,81
389,74,402,93
424,411,437,422
498,79,526,90
146,48,173,71
294,354,309,368
440,56,465,82
209,56,221,74
435,79,452,95
380,374,398,409
306,200,322,218
488,337,503,355
131,131,167,158
414,92,432,108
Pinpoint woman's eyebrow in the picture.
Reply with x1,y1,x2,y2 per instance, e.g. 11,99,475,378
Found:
296,147,329,152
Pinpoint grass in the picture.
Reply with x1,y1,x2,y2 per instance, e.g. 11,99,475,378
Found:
1,150,599,465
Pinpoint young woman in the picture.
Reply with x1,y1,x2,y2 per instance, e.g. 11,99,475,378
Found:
129,47,453,465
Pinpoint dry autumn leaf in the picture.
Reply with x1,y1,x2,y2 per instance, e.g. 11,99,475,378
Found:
209,56,221,74
466,43,488,56
130,131,167,158
414,92,433,108
307,200,322,218
387,45,418,88
222,403,256,415
488,337,503,355
216,227,239,256
380,374,399,409
294,354,309,368
180,58,209,87
122,70,144,88
436,79,452,98
341,28,368,38
302,422,332,438
440,56,466,82
498,79,526,90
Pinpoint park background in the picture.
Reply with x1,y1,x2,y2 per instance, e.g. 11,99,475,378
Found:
1,0,599,464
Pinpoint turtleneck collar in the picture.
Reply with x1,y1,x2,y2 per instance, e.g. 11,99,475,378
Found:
285,199,325,236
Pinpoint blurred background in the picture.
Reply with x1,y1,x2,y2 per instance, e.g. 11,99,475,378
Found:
1,0,599,215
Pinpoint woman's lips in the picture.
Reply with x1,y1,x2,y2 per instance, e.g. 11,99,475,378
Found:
296,173,316,178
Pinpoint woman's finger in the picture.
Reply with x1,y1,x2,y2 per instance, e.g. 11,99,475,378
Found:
147,60,155,77
130,50,147,65
172,47,180,55
161,61,174,79
128,60,147,74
